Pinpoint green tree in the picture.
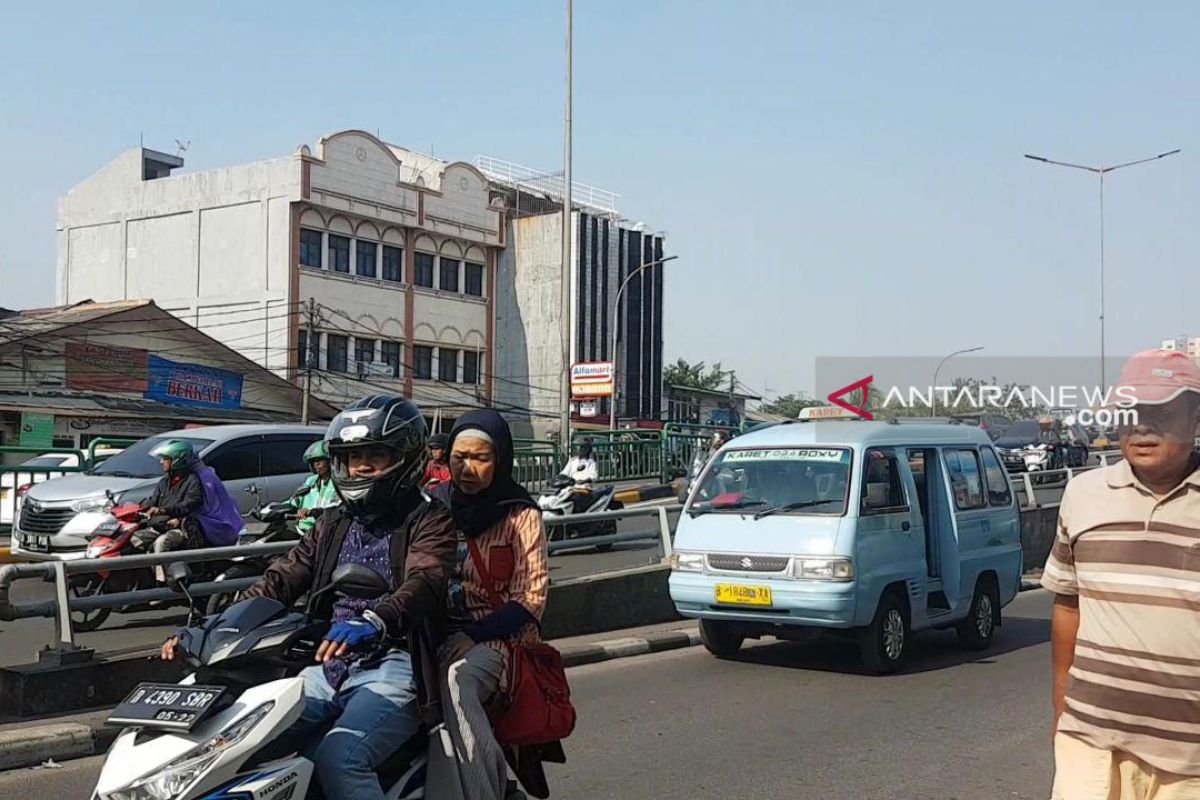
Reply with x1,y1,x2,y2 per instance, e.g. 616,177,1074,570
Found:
760,393,825,419
663,358,726,391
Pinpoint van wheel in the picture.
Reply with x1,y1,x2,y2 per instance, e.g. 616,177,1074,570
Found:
957,578,999,651
859,591,909,674
700,620,744,659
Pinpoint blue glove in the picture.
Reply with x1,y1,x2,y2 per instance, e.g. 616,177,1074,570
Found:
325,616,383,649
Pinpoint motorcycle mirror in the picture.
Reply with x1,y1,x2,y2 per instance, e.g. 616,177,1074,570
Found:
245,484,259,495
328,563,389,600
165,560,193,589
293,485,312,499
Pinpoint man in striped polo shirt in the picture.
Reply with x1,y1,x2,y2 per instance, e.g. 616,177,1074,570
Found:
1044,350,1200,799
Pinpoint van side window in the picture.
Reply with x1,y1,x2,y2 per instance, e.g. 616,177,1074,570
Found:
206,440,263,482
861,450,908,514
262,436,320,477
944,448,986,510
979,447,1013,506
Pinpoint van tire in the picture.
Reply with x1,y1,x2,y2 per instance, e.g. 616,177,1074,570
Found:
700,620,744,659
957,578,999,651
859,591,909,674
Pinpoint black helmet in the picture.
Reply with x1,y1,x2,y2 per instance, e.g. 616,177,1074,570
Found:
325,394,429,519
429,433,449,450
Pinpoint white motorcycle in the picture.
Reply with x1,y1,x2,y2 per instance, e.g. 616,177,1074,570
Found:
537,476,622,552
91,563,478,800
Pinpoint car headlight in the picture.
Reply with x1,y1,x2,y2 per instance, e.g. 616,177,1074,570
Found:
790,557,854,581
72,496,112,513
101,701,274,800
670,552,705,572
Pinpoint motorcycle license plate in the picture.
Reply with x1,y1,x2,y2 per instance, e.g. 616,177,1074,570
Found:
108,683,226,731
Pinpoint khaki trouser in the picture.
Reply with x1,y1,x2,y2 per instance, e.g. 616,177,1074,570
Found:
1053,732,1200,800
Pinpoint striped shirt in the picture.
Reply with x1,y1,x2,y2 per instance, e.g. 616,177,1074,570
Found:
1042,458,1200,776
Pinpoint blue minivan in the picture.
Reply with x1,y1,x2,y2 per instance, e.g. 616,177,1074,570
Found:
668,411,1022,673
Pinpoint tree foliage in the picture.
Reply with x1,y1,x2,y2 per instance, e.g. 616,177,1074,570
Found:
663,358,727,391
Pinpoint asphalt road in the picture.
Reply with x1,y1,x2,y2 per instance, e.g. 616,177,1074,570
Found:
0,590,1057,799
0,513,673,667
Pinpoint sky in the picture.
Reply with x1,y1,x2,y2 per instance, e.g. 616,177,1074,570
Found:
2,1,1198,401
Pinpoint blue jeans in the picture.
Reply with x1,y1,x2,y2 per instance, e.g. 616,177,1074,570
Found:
297,650,420,800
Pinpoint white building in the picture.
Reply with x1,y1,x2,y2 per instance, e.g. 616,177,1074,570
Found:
1161,336,1200,360
58,131,504,423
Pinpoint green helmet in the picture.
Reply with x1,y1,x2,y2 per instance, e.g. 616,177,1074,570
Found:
149,439,197,473
303,439,330,465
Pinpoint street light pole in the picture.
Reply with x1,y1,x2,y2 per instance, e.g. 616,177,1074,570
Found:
1024,148,1180,389
609,254,679,431
558,0,574,457
931,346,984,417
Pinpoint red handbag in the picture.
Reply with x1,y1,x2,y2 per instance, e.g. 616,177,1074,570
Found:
467,538,576,746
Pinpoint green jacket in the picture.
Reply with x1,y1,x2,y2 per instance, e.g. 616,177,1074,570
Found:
290,474,340,534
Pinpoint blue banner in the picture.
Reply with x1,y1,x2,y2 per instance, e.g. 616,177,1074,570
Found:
144,355,244,410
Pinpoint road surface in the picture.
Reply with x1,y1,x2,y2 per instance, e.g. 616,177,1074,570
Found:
0,589,1056,799
0,513,674,667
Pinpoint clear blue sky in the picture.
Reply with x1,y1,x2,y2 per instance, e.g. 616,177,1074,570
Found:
2,1,1197,399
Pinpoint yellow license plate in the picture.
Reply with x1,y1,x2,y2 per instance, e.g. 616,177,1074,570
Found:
714,583,773,606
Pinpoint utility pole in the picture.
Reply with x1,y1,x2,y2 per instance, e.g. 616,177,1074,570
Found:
558,0,574,456
301,297,317,424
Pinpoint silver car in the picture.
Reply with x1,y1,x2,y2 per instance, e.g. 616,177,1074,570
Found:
11,424,327,561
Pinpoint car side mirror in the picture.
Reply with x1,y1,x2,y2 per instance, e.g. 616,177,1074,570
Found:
329,563,389,600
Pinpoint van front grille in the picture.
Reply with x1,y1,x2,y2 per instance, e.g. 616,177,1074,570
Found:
706,554,790,573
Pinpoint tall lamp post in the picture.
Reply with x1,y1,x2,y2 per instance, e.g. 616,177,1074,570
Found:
1024,148,1180,388
609,254,679,431
931,346,984,417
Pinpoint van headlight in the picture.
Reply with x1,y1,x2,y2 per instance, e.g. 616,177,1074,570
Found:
670,552,705,572
100,701,274,800
791,558,854,581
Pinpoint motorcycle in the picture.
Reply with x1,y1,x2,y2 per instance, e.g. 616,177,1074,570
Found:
537,476,623,552
69,502,234,632
91,563,530,800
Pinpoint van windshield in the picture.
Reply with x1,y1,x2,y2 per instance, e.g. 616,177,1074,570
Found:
88,436,214,479
687,446,852,517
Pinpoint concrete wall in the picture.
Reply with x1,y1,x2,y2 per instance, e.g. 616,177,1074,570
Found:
494,214,568,439
57,149,301,375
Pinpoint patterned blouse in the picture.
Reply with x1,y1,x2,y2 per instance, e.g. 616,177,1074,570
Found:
447,505,549,650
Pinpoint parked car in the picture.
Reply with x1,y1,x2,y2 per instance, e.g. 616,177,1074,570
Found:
10,424,325,561
950,413,1013,441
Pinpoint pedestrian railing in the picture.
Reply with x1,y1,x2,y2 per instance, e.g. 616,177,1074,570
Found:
1008,449,1123,509
0,504,679,664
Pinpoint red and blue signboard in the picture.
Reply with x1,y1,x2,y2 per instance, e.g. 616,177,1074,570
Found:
144,355,243,410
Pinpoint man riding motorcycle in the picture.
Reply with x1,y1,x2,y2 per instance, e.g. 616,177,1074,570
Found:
557,438,600,514
161,395,457,800
140,439,242,582
291,439,340,535
422,432,453,489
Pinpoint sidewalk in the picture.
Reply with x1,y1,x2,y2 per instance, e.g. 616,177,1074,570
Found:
0,619,701,771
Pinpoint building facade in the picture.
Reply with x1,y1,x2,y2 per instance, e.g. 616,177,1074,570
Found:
1161,336,1200,361
57,131,503,425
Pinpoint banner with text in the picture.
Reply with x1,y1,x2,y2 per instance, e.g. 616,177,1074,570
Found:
144,356,244,410
65,342,150,393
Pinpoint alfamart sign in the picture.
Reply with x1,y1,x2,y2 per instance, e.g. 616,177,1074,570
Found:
571,361,614,398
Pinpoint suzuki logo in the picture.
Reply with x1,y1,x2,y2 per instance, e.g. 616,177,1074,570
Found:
740,557,753,569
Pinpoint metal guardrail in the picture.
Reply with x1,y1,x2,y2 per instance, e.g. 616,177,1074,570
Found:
0,441,134,532
0,505,678,662
1008,449,1123,509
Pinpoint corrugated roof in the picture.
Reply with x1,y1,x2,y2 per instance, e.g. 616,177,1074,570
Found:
0,299,153,347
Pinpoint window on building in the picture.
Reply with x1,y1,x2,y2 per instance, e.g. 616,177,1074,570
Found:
438,348,459,382
462,350,480,385
465,262,485,297
439,258,460,292
328,235,350,273
382,245,403,283
415,253,435,288
381,340,402,378
300,229,323,268
356,241,377,278
413,345,433,380
327,334,349,373
945,448,987,510
355,338,375,364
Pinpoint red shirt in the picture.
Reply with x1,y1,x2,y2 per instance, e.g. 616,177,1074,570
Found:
422,460,451,488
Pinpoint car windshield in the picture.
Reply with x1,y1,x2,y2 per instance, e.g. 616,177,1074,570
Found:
687,446,852,517
88,436,214,478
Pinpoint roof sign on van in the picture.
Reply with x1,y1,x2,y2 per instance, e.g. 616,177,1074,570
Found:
798,406,861,421
725,448,845,462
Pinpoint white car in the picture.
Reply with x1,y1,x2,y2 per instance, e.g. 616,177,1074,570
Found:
1,449,123,528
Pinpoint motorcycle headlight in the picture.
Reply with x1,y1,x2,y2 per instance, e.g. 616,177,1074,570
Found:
790,557,854,581
101,701,274,800
72,496,112,513
670,552,705,572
